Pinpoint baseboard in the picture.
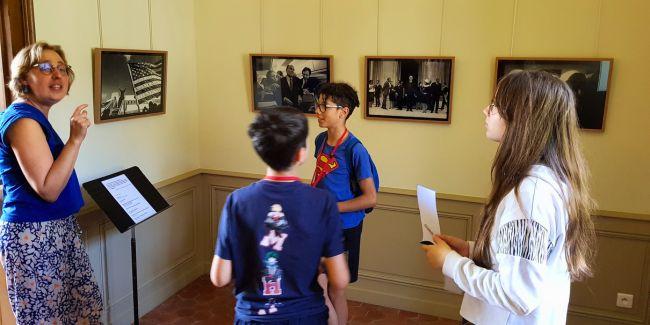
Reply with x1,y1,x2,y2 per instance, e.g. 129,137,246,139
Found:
346,271,462,321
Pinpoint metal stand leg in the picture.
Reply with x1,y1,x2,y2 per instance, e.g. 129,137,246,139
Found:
131,227,139,325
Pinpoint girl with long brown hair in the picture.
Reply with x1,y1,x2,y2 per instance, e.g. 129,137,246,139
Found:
421,70,596,324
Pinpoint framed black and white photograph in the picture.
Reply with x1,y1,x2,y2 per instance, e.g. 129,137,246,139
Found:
250,54,332,114
93,48,167,124
496,57,613,130
364,56,454,123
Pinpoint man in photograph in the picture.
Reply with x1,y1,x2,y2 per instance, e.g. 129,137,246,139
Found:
374,80,382,108
421,79,432,112
368,80,375,107
381,78,392,109
299,67,320,113
566,70,602,129
404,75,417,111
280,65,302,107
431,78,442,113
392,80,404,110
441,82,450,111
261,70,282,106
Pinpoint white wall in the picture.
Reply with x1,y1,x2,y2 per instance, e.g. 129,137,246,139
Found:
194,0,650,217
33,0,200,185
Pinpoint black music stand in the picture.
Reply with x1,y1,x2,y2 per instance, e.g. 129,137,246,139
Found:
83,166,171,325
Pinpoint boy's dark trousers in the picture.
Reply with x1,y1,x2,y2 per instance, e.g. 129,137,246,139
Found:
343,221,363,283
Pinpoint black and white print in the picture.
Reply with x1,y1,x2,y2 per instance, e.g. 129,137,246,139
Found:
93,49,167,123
365,56,454,123
250,54,331,114
496,58,613,130
496,219,551,264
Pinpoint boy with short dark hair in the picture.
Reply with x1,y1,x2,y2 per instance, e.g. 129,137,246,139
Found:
311,83,378,325
312,83,378,285
211,107,349,324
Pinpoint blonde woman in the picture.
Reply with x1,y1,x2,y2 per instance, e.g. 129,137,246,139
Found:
0,42,102,324
421,70,596,325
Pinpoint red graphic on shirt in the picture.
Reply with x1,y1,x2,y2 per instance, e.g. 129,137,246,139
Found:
261,238,283,296
311,129,348,187
262,275,282,296
311,154,339,187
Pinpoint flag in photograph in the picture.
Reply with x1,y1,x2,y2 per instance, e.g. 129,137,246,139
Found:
126,61,163,105
100,97,116,115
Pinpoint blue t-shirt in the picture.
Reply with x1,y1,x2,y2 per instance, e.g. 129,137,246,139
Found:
314,132,373,229
0,102,84,222
215,180,344,321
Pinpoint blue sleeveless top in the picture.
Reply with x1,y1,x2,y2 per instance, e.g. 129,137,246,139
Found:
0,102,84,222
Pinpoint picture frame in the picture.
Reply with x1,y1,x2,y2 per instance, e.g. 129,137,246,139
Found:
495,57,613,131
93,48,167,124
250,54,332,114
364,56,454,123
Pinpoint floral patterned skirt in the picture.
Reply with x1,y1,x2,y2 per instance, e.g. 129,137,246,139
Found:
0,215,103,324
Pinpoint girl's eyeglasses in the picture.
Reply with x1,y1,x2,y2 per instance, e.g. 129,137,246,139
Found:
487,102,498,115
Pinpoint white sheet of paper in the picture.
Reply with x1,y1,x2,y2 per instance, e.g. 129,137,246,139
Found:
101,174,157,224
417,185,441,241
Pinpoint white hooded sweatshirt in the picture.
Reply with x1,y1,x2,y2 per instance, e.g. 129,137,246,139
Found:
443,165,572,325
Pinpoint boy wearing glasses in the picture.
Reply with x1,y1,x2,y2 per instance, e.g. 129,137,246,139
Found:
211,107,349,324
311,83,378,322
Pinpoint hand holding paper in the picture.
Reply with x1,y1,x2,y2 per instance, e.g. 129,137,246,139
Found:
417,185,441,244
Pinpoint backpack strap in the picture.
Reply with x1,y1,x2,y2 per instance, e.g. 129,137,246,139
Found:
345,137,379,214
345,137,362,194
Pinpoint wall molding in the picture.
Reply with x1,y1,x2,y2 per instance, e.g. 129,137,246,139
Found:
358,269,444,291
198,169,649,325
196,169,650,222
68,169,649,324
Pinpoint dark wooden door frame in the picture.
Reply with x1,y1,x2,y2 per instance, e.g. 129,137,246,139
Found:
0,0,35,108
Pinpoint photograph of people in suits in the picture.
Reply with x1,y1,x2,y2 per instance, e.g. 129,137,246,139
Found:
365,57,453,122
251,55,332,114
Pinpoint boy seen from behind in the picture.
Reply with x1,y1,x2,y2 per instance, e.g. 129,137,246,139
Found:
211,107,349,324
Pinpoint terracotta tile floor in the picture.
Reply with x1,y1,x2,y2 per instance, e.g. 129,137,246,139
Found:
140,275,458,324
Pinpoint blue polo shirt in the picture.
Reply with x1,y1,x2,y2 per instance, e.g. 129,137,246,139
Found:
0,102,84,222
215,180,344,321
314,132,373,229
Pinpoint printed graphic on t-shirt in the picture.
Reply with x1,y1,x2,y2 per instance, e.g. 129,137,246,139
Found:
258,204,289,318
260,204,289,251
311,154,339,187
257,298,283,315
261,251,283,296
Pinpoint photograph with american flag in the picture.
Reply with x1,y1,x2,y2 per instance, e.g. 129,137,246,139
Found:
93,48,167,123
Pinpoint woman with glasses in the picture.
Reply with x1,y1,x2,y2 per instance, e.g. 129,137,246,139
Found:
0,42,102,324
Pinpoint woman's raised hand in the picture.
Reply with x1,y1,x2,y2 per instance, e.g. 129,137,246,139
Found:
69,104,91,145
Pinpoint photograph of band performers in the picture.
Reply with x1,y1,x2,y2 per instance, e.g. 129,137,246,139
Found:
365,56,454,123
250,54,331,114
93,48,167,124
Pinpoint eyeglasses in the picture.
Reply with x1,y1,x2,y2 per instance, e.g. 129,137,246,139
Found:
315,103,342,113
487,102,498,115
32,62,72,76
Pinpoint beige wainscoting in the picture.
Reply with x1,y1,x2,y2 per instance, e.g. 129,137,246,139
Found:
0,170,648,325
203,170,649,325
76,172,208,324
